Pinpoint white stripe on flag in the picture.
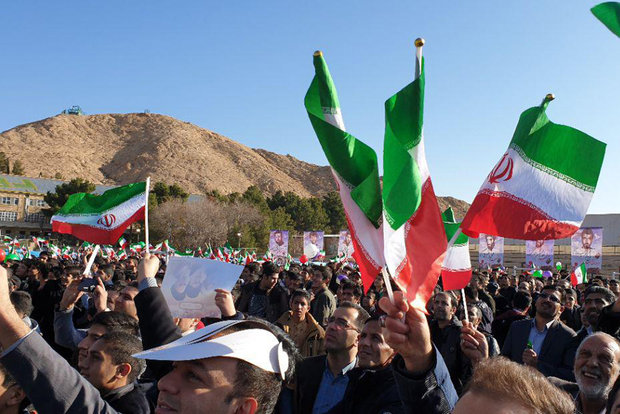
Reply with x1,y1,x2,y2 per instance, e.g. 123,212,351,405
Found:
51,193,145,230
478,147,592,225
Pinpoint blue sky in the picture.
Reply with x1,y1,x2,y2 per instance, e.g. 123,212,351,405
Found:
1,1,618,214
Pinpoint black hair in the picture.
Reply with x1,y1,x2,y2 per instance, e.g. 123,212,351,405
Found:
512,291,532,311
10,291,33,317
262,262,278,277
223,318,301,414
541,285,565,302
340,281,363,299
290,289,311,304
464,285,479,301
583,286,616,305
337,301,370,330
92,311,140,337
313,265,332,282
97,332,145,383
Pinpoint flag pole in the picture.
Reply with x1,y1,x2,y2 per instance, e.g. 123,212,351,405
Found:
83,244,100,276
447,227,469,323
144,177,151,254
380,267,395,304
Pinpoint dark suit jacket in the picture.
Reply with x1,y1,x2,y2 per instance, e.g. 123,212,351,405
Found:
501,318,577,381
135,287,183,381
294,354,327,414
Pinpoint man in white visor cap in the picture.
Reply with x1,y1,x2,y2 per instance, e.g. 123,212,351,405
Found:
0,263,299,414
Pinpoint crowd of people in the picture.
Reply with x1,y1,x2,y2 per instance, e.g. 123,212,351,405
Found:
0,248,618,413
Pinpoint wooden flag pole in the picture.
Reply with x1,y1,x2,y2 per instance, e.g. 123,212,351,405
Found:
144,177,151,254
380,267,395,304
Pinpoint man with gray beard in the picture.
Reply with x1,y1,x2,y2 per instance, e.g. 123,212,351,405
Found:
550,332,620,414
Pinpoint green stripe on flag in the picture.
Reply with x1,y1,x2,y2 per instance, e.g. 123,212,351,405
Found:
56,182,146,216
509,97,606,189
305,53,383,227
383,58,425,229
592,2,620,37
442,208,469,245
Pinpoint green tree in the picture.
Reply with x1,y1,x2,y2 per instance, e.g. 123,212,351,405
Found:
293,198,329,231
54,172,64,180
322,191,347,233
11,160,24,175
151,182,189,208
0,152,9,174
44,178,96,216
242,186,269,213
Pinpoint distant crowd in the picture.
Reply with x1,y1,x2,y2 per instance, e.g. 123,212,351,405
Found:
0,249,617,413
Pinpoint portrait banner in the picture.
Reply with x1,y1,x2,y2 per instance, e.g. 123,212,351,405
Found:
525,240,554,269
303,231,324,260
478,234,504,268
161,257,242,318
571,227,603,273
338,230,355,259
269,230,289,266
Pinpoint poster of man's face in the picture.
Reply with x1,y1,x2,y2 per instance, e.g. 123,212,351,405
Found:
303,231,324,259
525,240,554,268
269,230,289,258
161,257,243,318
478,233,504,267
338,230,354,258
571,227,603,272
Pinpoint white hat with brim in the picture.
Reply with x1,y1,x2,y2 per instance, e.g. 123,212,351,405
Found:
133,320,289,380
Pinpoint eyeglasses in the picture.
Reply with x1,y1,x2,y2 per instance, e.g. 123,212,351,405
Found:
538,293,560,303
327,317,360,332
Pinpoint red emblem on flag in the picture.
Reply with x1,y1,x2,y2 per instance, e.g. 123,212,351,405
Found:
488,153,514,184
97,214,117,228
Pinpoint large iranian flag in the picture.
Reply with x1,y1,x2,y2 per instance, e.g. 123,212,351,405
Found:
52,182,147,245
441,208,472,291
305,51,384,291
382,40,447,310
461,96,606,240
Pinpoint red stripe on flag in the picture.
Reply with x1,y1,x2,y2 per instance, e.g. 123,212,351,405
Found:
52,207,145,245
461,192,579,240
344,215,382,294
441,269,472,291
393,181,447,312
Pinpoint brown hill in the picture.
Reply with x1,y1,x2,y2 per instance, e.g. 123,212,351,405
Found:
0,113,335,197
0,112,471,215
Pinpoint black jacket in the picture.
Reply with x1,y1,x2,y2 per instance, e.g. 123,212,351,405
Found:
104,382,150,414
429,317,472,395
501,319,577,381
236,281,288,323
327,363,404,414
294,355,327,414
391,353,457,414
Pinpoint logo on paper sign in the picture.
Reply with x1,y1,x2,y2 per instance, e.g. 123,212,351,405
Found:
488,153,514,184
97,214,117,228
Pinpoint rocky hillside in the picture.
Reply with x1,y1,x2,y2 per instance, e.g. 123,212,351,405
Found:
0,113,335,197
0,112,471,216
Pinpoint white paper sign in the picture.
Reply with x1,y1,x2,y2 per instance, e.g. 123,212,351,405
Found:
161,257,243,318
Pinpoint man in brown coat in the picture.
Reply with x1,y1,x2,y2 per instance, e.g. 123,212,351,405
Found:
276,289,324,357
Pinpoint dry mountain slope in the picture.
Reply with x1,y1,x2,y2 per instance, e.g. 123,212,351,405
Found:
0,112,471,217
0,113,335,197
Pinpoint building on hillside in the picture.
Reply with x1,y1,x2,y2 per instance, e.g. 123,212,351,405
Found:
0,174,115,238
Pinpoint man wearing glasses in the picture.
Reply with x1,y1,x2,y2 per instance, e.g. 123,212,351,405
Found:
501,285,577,381
294,302,369,414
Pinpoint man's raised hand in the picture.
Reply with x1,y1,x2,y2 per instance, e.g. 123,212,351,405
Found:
378,291,433,374
137,253,160,283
